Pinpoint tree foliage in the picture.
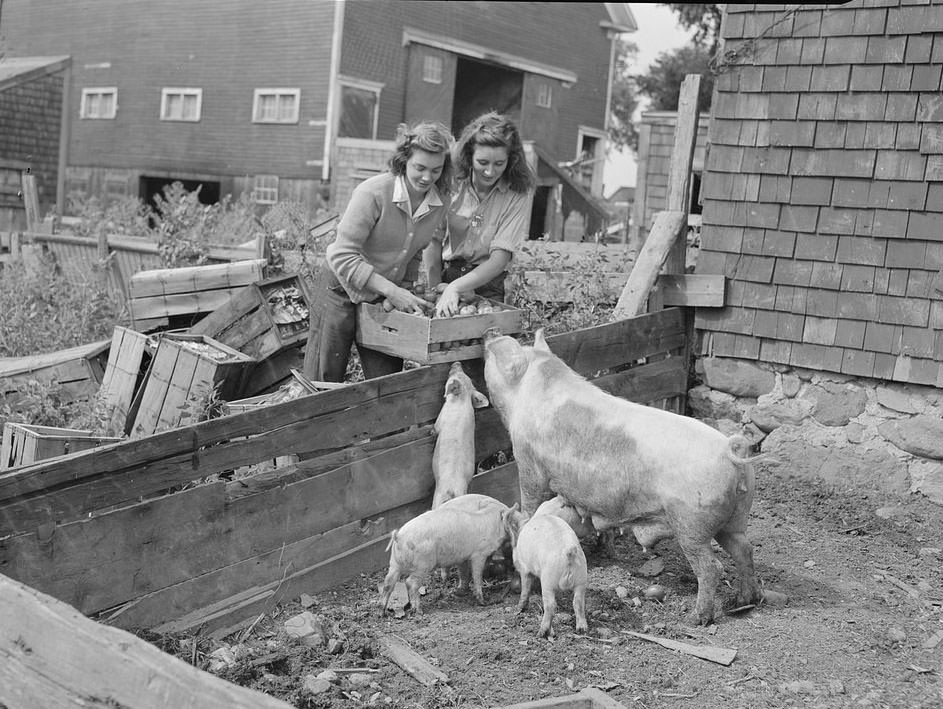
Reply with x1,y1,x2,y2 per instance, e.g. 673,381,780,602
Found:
664,3,723,54
634,44,715,114
608,37,640,152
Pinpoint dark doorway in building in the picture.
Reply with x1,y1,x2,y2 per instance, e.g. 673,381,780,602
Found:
139,176,220,213
451,57,523,137
529,185,550,240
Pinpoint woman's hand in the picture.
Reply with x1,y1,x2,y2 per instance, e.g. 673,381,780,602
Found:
386,286,432,315
434,282,463,318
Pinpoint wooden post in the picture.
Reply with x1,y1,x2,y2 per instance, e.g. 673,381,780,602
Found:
21,172,41,234
612,74,702,320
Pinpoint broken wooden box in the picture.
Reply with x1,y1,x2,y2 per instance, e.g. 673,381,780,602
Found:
356,297,523,364
0,339,110,405
187,274,314,360
128,258,267,332
127,333,255,438
1,422,121,471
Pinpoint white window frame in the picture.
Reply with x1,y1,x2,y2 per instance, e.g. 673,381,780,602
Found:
160,88,203,122
252,175,279,205
536,82,553,109
422,55,443,84
80,87,118,119
337,75,383,141
252,88,301,124
576,125,608,197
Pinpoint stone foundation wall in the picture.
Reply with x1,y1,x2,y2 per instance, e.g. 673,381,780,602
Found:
689,357,943,506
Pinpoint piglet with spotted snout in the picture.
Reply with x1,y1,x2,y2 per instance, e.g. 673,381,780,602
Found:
378,496,518,616
504,505,589,639
432,362,490,508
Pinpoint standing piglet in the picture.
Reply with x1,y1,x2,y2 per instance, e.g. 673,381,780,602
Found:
535,495,619,557
432,362,490,508
505,507,588,639
379,501,517,616
484,328,764,625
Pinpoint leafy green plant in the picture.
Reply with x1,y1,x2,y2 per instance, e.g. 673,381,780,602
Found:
0,251,126,357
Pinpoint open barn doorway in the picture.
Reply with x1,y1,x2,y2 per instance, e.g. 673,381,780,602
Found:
451,57,523,137
139,176,220,213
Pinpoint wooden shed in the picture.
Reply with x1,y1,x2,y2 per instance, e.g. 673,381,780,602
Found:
695,1,943,386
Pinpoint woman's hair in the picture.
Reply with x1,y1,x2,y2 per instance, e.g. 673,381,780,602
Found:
453,111,536,194
388,120,454,193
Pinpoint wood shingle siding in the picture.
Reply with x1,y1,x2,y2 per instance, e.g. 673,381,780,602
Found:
697,0,943,386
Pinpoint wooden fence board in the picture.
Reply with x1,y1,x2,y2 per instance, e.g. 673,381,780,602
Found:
0,433,439,615
0,365,449,504
0,573,294,709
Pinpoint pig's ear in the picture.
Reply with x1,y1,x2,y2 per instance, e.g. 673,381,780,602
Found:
496,349,529,384
445,378,462,397
471,391,489,409
533,328,550,352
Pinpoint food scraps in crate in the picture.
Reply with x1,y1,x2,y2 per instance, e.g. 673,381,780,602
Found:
264,283,310,337
177,339,245,363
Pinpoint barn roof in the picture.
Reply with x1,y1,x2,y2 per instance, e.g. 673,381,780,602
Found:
0,56,71,92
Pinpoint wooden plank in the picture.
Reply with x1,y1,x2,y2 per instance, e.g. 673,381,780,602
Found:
622,630,738,666
0,433,438,615
379,634,450,686
0,339,111,379
611,211,688,320
665,75,702,213
592,356,689,404
0,572,294,709
0,365,450,504
129,287,249,321
20,173,40,232
106,501,425,631
127,259,266,298
656,274,726,308
545,307,686,374
502,687,626,709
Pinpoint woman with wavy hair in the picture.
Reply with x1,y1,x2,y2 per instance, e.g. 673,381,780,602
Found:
303,119,453,381
426,111,536,317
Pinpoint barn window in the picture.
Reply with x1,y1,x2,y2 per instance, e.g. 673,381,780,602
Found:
422,55,443,84
160,88,202,122
253,175,279,205
80,88,117,119
337,76,383,140
253,89,300,123
536,82,552,108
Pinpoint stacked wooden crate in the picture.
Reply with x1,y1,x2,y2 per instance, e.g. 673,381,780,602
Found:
128,258,266,332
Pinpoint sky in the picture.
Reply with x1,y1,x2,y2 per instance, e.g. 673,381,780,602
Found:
603,3,696,195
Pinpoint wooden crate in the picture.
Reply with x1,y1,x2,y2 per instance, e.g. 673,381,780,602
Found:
187,274,313,360
0,339,111,404
1,423,122,471
96,326,158,433
355,297,523,364
127,334,256,438
128,258,267,332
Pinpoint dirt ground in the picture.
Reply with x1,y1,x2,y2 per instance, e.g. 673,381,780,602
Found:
146,462,943,708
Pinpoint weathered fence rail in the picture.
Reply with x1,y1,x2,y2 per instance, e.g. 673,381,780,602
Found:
0,308,688,638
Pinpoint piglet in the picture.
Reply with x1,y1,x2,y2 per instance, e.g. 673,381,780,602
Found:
432,362,490,508
535,495,620,557
379,500,518,616
441,493,515,583
504,507,589,639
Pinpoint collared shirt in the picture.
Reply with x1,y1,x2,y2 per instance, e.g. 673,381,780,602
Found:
443,178,531,265
326,173,448,303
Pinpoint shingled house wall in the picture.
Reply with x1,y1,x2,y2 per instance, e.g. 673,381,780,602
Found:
695,1,943,387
